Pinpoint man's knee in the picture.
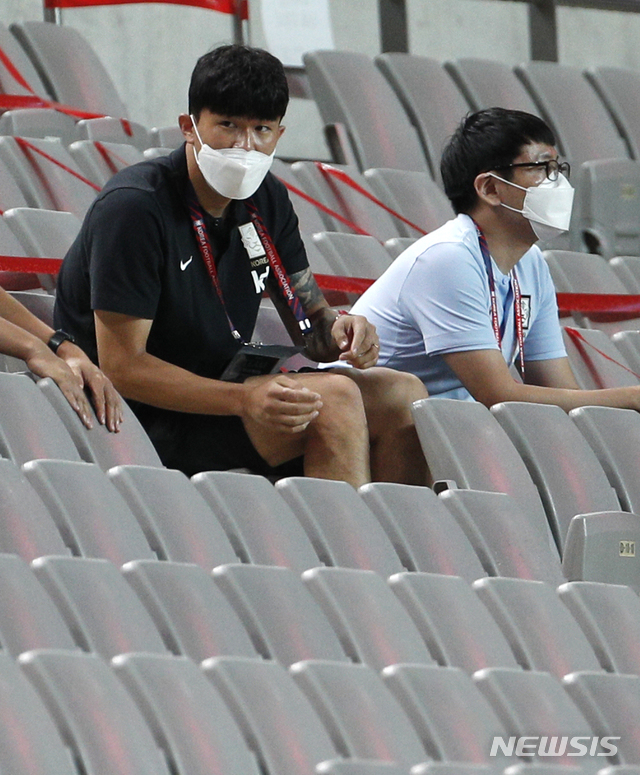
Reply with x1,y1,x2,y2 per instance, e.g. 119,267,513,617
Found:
311,373,368,432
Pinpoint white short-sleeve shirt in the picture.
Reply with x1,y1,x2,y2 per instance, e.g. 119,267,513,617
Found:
351,214,566,400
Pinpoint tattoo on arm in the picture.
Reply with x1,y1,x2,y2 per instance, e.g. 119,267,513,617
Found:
290,268,325,312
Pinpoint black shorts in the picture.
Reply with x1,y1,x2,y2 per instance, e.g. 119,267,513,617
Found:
131,403,304,479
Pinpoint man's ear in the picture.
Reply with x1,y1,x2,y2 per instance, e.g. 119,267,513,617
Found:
474,172,502,206
178,113,196,144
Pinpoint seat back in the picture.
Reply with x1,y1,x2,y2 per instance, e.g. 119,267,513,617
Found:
191,470,321,572
364,167,455,235
303,50,429,174
0,107,77,145
276,476,405,576
491,401,620,552
0,22,49,97
444,58,540,114
610,255,640,293
389,572,519,673
68,139,145,186
573,158,640,259
473,577,602,678
587,66,640,161
20,650,173,775
559,580,640,675
122,559,259,661
109,464,238,568
411,397,550,540
11,21,128,117
312,231,393,279
570,404,640,515
23,459,156,563
113,652,263,775
0,137,99,216
439,489,563,585
562,511,640,592
74,117,151,151
375,53,470,183
359,481,487,581
562,326,639,390
4,207,81,258
39,377,163,471
515,61,628,167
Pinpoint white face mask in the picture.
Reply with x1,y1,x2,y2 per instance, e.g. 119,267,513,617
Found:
191,117,275,200
490,172,575,242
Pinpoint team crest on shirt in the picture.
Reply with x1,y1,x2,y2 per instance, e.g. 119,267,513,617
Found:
520,295,532,330
239,222,271,293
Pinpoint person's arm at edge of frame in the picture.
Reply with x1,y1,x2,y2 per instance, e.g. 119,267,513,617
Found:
267,266,380,370
443,347,640,412
0,287,123,431
93,310,324,433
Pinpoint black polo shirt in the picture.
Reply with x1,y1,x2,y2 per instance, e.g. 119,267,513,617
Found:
55,145,308,379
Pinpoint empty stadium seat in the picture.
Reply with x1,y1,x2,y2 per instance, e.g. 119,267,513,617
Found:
586,65,640,161
68,139,145,186
0,21,49,98
74,116,151,150
490,401,621,552
303,50,429,174
108,464,238,567
358,481,487,581
444,58,540,115
562,326,639,390
0,107,77,144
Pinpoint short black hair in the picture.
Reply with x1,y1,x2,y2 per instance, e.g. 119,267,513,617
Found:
440,107,556,214
189,44,289,121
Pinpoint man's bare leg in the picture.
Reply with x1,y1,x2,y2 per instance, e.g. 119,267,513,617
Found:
243,371,371,488
333,366,430,486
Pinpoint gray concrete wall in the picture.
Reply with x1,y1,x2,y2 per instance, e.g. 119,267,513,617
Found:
3,0,640,158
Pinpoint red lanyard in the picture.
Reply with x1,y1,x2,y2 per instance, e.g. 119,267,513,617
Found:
474,222,525,377
188,189,311,342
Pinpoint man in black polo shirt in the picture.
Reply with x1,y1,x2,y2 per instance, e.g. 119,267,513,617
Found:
54,44,428,486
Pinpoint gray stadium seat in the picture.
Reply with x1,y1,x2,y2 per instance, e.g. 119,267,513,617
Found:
389,572,520,672
32,555,168,659
122,559,259,660
303,50,429,174
9,289,54,326
108,464,238,567
559,580,640,674
612,330,640,375
0,553,76,656
439,489,564,585
381,663,511,766
20,649,174,775
570,405,640,515
0,211,41,292
317,762,412,775
0,21,49,98
0,137,98,216
358,481,487,581
203,655,340,775
292,160,401,241
212,563,349,666
375,53,470,183
514,61,628,167
68,139,145,186
474,668,606,769
490,400,621,552
39,377,164,471
275,475,405,576
563,671,640,764
444,58,540,114
543,248,640,334
383,236,417,259
149,125,184,149
302,567,436,669
364,167,455,236
0,107,77,145
4,206,81,260
411,397,552,547
290,660,431,767
112,652,263,775
11,21,129,117
0,372,82,464
271,157,332,236
313,231,389,276
562,326,640,390
586,65,640,161
191,470,321,572
610,255,640,293
0,652,78,775
0,458,70,560
23,458,156,563
473,576,602,677
562,510,640,591
74,117,151,151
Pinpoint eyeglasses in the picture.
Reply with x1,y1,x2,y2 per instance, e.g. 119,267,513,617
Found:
494,159,571,182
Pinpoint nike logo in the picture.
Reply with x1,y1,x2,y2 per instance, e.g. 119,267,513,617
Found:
180,256,193,271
